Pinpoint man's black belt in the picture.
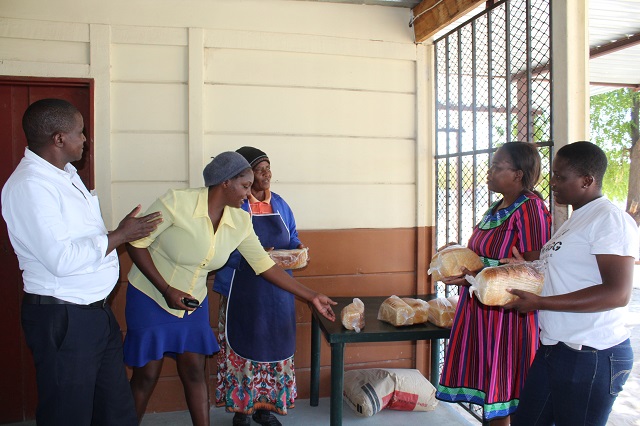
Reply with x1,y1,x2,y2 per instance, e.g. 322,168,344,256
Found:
23,293,108,308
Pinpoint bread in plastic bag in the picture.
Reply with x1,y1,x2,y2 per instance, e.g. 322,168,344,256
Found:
401,297,430,324
427,298,456,328
341,298,365,332
377,295,415,326
428,245,485,282
268,247,308,270
446,295,459,311
466,260,545,306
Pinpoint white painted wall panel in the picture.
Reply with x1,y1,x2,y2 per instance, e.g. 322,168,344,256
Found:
0,0,429,230
204,134,415,184
0,17,89,42
111,133,188,182
203,29,416,61
2,0,414,43
205,49,415,93
111,82,188,132
111,26,188,46
204,85,415,139
276,183,416,230
111,182,189,226
112,44,188,82
0,37,88,64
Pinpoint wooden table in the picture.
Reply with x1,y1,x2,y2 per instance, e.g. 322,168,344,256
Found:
309,295,451,426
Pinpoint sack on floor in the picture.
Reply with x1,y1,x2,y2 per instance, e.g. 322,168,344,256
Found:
343,368,438,417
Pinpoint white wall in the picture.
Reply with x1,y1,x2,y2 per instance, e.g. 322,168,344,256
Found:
0,0,434,230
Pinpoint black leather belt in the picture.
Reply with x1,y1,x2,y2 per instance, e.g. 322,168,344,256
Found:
23,293,108,308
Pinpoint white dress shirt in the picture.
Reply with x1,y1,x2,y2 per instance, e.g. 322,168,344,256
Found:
1,148,118,304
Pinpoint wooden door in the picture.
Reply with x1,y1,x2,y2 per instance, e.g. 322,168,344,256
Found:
0,77,93,423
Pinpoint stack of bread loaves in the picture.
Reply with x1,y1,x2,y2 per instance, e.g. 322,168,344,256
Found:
377,296,432,326
467,261,545,306
428,245,485,282
378,296,415,326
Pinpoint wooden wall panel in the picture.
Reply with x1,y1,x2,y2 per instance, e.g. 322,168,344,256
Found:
204,48,415,93
111,133,189,182
204,135,416,185
204,85,415,139
111,82,188,132
0,38,88,64
111,44,188,82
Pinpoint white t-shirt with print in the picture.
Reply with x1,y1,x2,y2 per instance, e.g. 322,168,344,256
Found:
539,196,639,350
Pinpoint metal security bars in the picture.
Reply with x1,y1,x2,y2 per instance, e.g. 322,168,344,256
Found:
433,0,553,421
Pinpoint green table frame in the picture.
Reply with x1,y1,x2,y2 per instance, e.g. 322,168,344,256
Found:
309,295,451,426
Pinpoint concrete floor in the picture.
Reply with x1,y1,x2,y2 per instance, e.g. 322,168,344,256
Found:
5,398,476,426
141,398,477,426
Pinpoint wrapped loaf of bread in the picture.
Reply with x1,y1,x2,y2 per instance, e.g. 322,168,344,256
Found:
446,295,459,311
341,298,365,332
268,248,309,270
428,245,485,282
427,298,456,328
401,298,430,324
467,261,545,306
377,295,415,326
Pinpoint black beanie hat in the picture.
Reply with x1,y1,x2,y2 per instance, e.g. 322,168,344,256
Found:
236,146,269,168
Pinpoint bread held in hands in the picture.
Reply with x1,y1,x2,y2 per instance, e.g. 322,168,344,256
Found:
428,245,485,282
268,248,309,270
467,261,545,306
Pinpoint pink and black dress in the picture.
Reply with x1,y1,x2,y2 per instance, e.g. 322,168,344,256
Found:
436,191,552,421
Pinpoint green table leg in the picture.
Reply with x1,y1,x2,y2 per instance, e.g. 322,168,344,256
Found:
330,342,345,426
310,314,321,406
431,338,441,387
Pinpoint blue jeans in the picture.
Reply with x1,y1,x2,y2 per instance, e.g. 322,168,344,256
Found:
512,340,633,426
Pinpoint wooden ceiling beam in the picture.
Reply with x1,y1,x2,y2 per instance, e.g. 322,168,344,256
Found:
411,0,486,43
590,33,640,59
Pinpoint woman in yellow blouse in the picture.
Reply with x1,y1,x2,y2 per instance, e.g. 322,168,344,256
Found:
123,152,336,426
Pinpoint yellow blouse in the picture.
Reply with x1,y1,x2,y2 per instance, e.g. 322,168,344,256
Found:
128,187,275,317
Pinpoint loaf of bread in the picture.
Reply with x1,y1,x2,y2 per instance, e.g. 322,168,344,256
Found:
427,298,456,328
401,298,430,324
446,295,459,311
377,295,415,326
341,298,365,332
467,261,545,306
268,248,309,270
428,245,485,282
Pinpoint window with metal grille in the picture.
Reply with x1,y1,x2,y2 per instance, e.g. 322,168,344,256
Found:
433,0,553,421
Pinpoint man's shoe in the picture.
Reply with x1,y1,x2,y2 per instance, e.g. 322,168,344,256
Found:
251,410,282,426
233,413,251,426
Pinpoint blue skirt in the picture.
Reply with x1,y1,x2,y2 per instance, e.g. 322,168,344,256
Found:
123,284,219,367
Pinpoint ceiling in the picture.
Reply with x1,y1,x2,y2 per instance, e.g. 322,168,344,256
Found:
301,0,640,96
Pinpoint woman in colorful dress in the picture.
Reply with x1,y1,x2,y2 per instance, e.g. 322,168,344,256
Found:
123,151,336,426
435,142,553,425
213,146,304,426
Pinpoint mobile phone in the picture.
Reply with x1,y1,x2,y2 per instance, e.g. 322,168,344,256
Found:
182,297,200,308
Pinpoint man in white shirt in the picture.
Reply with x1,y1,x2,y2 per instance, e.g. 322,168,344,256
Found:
1,98,162,425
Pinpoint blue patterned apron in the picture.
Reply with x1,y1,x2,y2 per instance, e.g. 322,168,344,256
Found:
225,213,296,362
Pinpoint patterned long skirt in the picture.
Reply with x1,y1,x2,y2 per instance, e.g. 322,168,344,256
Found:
435,287,538,421
215,297,297,415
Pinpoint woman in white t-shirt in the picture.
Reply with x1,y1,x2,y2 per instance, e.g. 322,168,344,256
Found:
505,141,638,426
